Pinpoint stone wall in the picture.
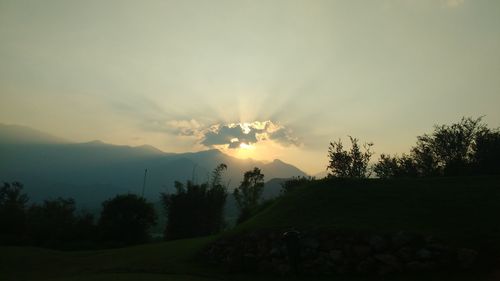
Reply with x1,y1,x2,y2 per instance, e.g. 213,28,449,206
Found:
202,229,478,275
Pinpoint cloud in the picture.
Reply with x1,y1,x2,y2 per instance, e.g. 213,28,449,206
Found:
200,121,300,149
268,127,300,146
141,118,301,149
165,119,202,136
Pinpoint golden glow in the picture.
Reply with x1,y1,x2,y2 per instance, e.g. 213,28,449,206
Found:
239,142,254,149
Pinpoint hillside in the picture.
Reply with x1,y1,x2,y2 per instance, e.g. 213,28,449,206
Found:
237,176,500,250
1,177,499,281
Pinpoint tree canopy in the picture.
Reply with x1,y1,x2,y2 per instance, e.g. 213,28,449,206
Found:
233,167,265,224
98,194,157,246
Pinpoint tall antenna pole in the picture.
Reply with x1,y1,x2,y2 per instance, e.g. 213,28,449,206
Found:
141,169,148,197
191,164,197,183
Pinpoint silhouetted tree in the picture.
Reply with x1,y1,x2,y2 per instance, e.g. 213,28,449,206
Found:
72,211,97,246
411,117,488,176
162,164,228,240
374,154,418,179
374,154,398,179
0,182,29,243
98,194,157,246
206,163,228,233
233,167,265,224
327,136,374,178
473,129,500,175
26,198,78,247
280,176,315,194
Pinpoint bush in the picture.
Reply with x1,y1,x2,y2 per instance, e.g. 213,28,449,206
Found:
162,164,228,240
374,154,418,179
327,136,374,178
98,194,157,246
280,176,315,194
0,182,28,244
233,167,265,224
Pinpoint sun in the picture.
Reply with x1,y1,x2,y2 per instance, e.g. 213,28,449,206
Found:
229,142,256,159
239,142,254,150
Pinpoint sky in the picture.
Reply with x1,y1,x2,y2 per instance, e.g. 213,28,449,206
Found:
1,0,499,174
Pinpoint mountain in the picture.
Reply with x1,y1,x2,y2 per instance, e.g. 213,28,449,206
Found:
0,124,307,208
0,123,69,144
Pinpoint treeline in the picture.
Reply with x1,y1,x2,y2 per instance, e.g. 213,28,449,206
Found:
0,165,269,249
327,117,500,179
0,182,157,249
162,165,267,239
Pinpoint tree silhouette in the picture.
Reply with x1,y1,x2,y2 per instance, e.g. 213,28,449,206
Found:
374,117,499,178
473,128,500,175
374,154,418,179
98,194,157,246
411,117,488,176
26,198,78,247
0,182,29,243
327,136,373,178
280,176,315,194
233,167,265,224
162,164,228,240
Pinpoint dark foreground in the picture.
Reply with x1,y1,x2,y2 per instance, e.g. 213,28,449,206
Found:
2,176,499,281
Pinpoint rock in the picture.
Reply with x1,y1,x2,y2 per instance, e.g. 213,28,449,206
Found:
416,248,432,260
357,258,377,273
369,235,388,252
396,247,414,262
202,229,468,275
392,231,414,248
374,254,401,269
378,264,396,275
457,248,478,269
329,250,343,262
269,247,281,257
276,263,291,275
323,238,337,250
428,242,448,252
302,237,320,250
353,244,372,258
406,261,430,272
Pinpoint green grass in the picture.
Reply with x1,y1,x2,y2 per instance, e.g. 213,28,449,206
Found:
1,176,500,281
0,237,217,281
238,176,500,249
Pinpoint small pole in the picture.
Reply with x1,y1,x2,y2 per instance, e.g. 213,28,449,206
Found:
191,164,198,183
141,169,148,197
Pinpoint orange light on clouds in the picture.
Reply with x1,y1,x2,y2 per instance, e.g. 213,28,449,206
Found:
239,142,254,150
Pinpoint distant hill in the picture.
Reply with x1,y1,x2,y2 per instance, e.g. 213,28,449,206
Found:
0,123,69,144
0,124,307,208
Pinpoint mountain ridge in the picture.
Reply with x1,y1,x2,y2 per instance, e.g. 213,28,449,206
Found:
0,124,307,207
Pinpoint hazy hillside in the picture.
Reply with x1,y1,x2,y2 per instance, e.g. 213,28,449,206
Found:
0,124,307,207
0,124,69,144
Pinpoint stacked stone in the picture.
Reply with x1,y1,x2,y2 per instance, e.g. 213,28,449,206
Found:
202,229,478,275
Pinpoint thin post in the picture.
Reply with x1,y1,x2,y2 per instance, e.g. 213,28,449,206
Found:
141,169,148,197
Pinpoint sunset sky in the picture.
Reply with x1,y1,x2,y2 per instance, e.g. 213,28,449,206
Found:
1,0,499,174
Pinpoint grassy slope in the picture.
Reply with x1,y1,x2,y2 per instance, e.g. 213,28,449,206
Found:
238,176,500,249
0,237,217,281
1,176,499,281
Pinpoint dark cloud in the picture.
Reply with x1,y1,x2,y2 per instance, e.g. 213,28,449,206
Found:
200,121,300,149
201,124,259,148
